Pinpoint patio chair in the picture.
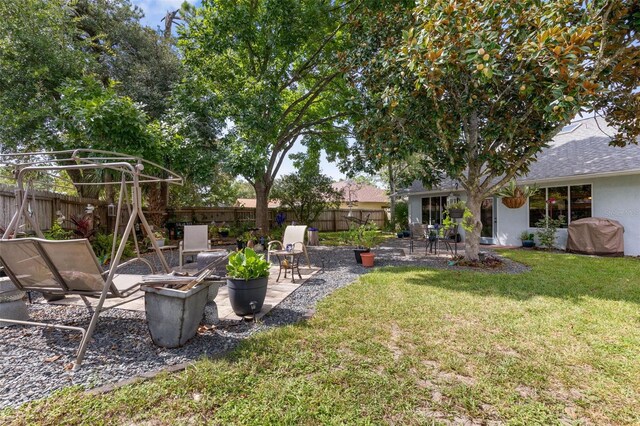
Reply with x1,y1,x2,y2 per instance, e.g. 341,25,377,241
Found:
179,225,217,267
0,237,155,369
438,226,458,255
409,222,427,253
267,225,311,268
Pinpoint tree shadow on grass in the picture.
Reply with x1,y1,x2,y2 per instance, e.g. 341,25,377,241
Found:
399,251,640,305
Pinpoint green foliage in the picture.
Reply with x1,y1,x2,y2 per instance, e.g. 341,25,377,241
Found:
519,230,535,241
179,0,355,230
43,222,73,240
495,180,539,198
394,201,409,230
270,169,343,225
226,248,270,280
535,215,566,249
57,77,160,159
344,0,640,259
345,224,380,249
446,200,467,210
91,233,135,265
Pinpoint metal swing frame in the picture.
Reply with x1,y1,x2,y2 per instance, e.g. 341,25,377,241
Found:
0,149,183,369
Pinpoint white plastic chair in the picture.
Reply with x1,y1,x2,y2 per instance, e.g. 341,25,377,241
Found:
179,225,217,267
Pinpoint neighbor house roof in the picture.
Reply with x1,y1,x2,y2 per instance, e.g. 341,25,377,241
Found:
234,198,281,208
407,116,640,194
332,181,389,203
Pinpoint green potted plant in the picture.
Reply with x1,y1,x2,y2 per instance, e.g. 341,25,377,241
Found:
496,179,539,209
348,224,379,264
226,248,271,316
152,229,166,247
446,200,467,219
519,230,535,248
218,225,230,238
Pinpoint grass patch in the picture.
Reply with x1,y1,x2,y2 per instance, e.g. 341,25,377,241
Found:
3,250,640,424
319,230,394,246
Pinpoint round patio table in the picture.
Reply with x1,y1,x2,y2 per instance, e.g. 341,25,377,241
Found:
271,249,303,283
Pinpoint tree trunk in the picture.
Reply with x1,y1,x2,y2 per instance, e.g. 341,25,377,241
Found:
464,191,483,261
254,180,271,234
388,162,396,229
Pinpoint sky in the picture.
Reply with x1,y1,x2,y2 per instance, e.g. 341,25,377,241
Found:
131,0,347,180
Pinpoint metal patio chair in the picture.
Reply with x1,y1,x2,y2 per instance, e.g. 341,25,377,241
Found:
267,225,311,268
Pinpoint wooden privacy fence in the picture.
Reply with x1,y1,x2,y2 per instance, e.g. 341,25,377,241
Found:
165,207,388,232
0,184,107,232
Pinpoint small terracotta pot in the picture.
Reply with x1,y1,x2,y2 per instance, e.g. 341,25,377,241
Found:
360,252,375,267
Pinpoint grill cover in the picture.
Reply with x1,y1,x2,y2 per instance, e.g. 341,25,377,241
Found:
566,217,624,256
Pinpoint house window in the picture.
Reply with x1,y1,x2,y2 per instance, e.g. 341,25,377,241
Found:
528,185,592,227
570,185,592,222
421,196,448,225
547,186,568,224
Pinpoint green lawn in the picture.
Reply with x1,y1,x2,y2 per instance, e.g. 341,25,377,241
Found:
3,251,640,425
318,230,394,246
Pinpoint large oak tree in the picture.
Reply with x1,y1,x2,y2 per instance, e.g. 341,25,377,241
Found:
179,0,355,232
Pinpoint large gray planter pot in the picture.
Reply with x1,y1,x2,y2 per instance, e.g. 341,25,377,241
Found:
142,283,209,348
226,277,268,316
0,278,29,327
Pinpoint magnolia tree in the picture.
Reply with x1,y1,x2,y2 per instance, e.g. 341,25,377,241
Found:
347,0,639,260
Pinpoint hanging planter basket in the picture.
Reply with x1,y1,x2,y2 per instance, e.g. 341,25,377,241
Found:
501,196,526,209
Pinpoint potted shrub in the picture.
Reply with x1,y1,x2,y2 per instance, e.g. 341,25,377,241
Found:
218,226,230,238
152,230,166,247
519,230,535,248
496,179,539,209
348,224,379,264
446,200,467,219
226,248,270,316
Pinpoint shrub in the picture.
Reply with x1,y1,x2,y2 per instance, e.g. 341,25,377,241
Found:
92,233,135,265
44,222,73,240
535,215,566,249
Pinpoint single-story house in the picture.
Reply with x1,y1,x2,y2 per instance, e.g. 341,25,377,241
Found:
332,180,389,210
405,117,640,255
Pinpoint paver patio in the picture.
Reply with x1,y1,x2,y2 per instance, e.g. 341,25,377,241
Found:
41,263,321,321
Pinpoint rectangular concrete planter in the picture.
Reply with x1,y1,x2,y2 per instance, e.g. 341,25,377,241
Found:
142,283,209,348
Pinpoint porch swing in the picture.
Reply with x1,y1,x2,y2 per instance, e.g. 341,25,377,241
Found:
0,149,183,369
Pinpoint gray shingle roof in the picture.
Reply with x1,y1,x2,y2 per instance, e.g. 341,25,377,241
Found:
407,117,640,193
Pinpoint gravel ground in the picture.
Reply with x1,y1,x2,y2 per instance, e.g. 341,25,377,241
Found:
0,243,526,410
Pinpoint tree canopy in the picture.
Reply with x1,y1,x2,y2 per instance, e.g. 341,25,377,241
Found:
346,0,640,259
179,0,356,231
271,169,343,225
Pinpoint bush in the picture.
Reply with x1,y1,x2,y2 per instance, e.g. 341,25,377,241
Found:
346,223,380,248
535,215,566,249
44,222,73,240
92,233,135,265
394,201,408,231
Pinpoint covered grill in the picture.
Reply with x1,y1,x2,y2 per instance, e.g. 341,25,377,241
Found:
566,217,624,256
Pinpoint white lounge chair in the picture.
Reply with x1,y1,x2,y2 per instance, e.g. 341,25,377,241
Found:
179,225,219,267
0,238,155,369
267,225,311,268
